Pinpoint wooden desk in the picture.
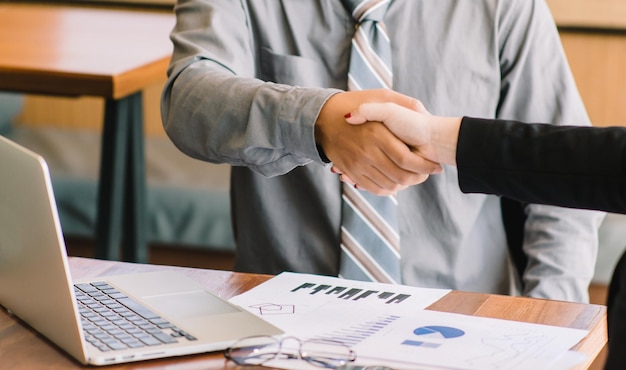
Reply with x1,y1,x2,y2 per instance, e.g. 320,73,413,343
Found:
0,3,175,262
0,257,608,369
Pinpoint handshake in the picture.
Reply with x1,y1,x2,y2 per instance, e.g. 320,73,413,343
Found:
316,89,463,196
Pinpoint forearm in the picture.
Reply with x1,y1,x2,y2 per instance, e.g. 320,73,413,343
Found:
162,61,338,177
457,117,626,212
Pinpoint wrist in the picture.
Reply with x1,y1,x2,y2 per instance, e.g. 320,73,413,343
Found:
430,116,461,166
316,144,331,163
314,92,345,164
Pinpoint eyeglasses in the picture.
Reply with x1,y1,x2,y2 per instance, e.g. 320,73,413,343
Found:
224,335,357,369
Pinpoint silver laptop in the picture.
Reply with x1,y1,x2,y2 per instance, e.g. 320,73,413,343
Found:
0,135,282,365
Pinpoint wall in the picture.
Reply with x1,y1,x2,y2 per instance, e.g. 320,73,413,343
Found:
546,0,626,127
547,0,626,29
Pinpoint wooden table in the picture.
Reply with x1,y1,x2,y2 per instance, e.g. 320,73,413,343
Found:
0,3,175,262
0,257,608,369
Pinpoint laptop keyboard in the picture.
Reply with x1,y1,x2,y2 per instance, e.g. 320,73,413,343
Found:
74,282,197,352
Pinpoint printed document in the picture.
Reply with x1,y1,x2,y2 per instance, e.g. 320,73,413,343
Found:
229,272,588,370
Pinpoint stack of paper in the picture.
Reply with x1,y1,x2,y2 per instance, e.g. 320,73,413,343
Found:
229,272,588,370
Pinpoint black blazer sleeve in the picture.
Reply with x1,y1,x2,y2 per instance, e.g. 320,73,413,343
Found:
456,117,626,214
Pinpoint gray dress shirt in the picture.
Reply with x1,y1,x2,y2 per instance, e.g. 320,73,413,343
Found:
161,0,605,302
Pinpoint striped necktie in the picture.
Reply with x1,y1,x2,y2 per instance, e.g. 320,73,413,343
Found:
338,0,401,284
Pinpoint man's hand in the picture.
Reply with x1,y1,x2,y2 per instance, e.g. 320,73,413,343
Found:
315,90,442,196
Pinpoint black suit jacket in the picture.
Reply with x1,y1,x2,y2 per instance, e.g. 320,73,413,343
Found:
456,117,626,370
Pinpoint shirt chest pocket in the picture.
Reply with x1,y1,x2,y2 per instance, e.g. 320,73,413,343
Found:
259,47,337,89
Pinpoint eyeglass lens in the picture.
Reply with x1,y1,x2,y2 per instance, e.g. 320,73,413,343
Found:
226,335,356,368
226,336,281,365
301,339,355,368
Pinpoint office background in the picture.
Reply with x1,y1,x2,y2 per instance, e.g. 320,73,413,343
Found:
4,0,625,367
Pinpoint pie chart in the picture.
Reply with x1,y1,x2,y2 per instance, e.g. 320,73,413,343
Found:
413,326,465,339
402,326,465,348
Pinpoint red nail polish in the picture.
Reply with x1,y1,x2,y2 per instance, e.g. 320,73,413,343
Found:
344,112,352,119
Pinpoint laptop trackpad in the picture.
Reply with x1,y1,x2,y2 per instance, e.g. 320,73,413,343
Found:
142,291,239,320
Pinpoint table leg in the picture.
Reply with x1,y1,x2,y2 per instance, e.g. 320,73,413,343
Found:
122,93,147,263
94,92,147,263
